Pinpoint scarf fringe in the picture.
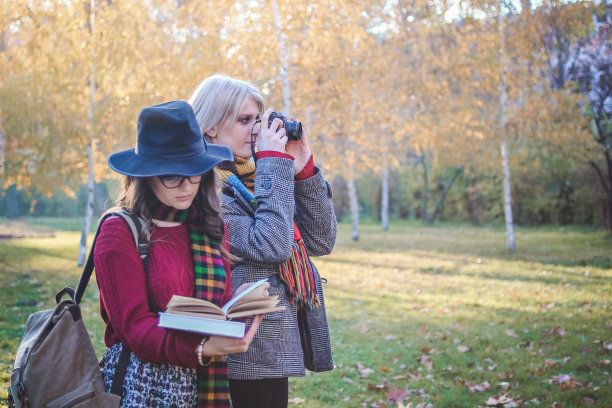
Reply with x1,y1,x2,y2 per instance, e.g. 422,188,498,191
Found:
279,239,320,310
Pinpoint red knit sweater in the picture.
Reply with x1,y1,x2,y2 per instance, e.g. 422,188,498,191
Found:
94,217,232,368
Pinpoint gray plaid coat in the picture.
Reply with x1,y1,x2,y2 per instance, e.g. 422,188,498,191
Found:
221,156,337,379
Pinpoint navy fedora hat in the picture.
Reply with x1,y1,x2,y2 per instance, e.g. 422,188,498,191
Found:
108,101,233,177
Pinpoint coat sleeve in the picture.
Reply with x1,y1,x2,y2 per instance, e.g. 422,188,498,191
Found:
294,168,337,257
222,157,296,266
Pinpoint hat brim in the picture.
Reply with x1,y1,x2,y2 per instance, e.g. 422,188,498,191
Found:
108,144,234,177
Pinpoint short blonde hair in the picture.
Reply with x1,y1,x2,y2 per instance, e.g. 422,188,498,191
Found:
189,74,264,139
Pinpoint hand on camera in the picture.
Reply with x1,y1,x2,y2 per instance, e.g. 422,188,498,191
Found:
257,108,287,153
284,120,311,175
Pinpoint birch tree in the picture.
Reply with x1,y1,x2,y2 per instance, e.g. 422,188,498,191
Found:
77,0,97,266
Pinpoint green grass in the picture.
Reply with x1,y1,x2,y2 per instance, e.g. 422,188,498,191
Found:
0,219,611,407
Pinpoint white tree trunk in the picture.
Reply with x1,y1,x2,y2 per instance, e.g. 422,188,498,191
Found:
272,0,291,115
381,164,389,231
499,1,515,251
78,144,95,265
501,139,515,251
347,175,359,241
0,126,5,171
78,0,96,266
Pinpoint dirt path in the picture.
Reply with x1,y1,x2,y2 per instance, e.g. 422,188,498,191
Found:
0,220,56,240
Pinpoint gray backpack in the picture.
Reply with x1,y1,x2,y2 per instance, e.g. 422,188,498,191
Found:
8,210,149,408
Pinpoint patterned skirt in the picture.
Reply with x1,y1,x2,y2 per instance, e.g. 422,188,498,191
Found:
100,343,197,408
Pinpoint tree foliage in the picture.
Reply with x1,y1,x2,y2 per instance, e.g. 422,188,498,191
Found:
0,0,607,229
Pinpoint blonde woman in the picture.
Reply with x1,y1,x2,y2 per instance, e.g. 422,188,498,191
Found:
190,75,336,408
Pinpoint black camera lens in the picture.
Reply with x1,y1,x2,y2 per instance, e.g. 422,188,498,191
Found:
284,120,302,141
268,112,302,141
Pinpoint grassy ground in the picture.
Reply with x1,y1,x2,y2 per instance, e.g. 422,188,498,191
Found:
0,219,610,407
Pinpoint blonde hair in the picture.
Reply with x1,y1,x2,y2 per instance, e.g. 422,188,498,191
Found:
188,74,264,140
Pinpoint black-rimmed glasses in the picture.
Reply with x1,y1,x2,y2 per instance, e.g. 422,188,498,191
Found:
157,175,202,189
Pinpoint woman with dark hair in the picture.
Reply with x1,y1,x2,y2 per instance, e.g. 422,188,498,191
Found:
95,100,264,408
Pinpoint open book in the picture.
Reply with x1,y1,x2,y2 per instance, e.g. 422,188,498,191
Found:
158,278,285,338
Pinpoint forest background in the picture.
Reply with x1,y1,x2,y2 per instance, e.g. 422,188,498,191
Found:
1,0,612,253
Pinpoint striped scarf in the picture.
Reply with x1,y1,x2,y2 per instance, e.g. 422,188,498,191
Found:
148,198,230,408
216,163,320,310
216,156,256,191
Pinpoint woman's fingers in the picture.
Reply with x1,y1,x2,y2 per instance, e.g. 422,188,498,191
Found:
203,314,264,356
257,108,287,153
244,314,263,343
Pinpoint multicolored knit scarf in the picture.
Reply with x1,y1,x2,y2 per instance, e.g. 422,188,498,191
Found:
217,156,256,190
216,162,320,310
148,198,230,408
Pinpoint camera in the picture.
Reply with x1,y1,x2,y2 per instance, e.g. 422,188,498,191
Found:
268,112,302,141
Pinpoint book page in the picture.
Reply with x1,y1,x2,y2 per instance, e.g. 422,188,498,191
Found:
228,296,280,314
227,305,286,319
165,295,225,317
221,278,270,314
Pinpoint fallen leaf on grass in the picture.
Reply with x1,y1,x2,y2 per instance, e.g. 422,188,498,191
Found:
496,369,515,380
288,397,305,404
540,303,555,309
542,359,558,368
550,374,586,390
457,345,470,353
398,403,433,408
343,376,354,384
379,366,393,372
368,380,388,391
467,381,491,393
543,327,566,337
485,392,522,407
385,386,408,403
393,372,421,381
356,362,374,378
505,330,518,338
498,382,511,391
559,379,586,391
600,359,610,366
551,374,571,383
417,355,433,370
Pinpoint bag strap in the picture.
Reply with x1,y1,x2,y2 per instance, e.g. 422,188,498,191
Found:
73,209,150,305
71,208,151,399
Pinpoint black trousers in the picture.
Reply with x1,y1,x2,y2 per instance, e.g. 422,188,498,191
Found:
229,378,289,408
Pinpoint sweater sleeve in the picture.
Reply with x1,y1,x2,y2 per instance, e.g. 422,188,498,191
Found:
94,217,201,368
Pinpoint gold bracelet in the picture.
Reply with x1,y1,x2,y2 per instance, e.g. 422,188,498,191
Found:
197,336,212,367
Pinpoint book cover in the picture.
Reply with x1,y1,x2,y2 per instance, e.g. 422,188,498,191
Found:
158,278,285,337
158,312,247,338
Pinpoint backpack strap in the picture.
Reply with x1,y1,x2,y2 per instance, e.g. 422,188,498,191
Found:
69,208,151,399
73,209,150,305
